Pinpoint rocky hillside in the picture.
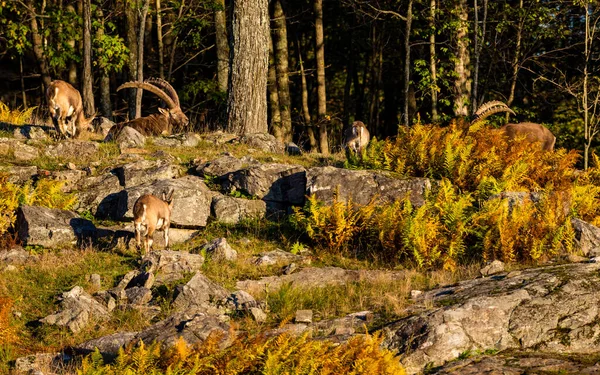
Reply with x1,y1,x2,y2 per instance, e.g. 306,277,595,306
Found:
3,122,600,374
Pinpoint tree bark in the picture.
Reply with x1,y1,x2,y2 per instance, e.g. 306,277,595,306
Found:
125,0,139,120
226,0,269,134
272,0,293,142
215,0,229,91
268,34,282,140
298,40,317,151
453,0,471,117
66,4,78,86
156,0,165,79
506,0,523,121
403,0,413,127
429,0,438,122
472,0,488,113
314,0,329,154
27,0,51,90
96,7,112,119
136,0,151,118
82,0,95,115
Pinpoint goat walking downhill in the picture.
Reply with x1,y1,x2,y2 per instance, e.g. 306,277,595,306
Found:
133,190,174,255
46,80,93,138
107,78,189,139
471,101,556,151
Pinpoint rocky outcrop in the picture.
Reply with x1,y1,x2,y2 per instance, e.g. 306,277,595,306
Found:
45,140,100,160
572,218,600,257
16,205,96,247
172,272,230,314
239,133,285,154
40,286,110,333
114,126,146,149
142,250,205,283
0,165,37,183
306,166,432,207
211,195,266,224
382,262,600,374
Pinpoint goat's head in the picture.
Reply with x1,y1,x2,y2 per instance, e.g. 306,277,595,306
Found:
117,78,189,130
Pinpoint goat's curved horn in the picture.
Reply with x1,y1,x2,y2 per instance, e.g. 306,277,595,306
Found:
471,101,516,124
145,77,180,107
117,81,177,109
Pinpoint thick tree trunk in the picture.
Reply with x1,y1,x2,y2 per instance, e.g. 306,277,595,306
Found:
82,0,95,115
96,7,112,119
27,0,51,90
156,0,165,79
136,0,151,118
453,0,471,117
226,0,269,134
314,0,329,154
215,0,229,91
403,0,413,127
268,35,282,140
272,0,293,142
125,1,139,120
429,0,438,122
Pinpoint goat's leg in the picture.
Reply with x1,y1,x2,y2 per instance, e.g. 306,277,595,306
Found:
164,225,170,250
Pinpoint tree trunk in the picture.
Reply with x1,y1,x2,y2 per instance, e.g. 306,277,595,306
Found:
215,0,229,91
506,0,523,121
298,40,317,151
314,0,329,154
136,0,151,118
125,0,139,120
96,7,112,119
82,0,95,115
429,0,438,122
168,0,186,80
27,0,51,90
67,4,78,86
268,34,282,140
453,0,471,117
226,0,269,134
403,0,413,127
272,0,293,142
20,56,27,108
156,0,165,79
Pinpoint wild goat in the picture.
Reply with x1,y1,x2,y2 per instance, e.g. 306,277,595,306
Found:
343,121,370,155
133,190,174,255
46,80,93,138
471,101,556,151
106,78,189,139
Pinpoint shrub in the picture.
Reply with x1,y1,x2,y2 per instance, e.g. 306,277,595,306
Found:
77,332,405,375
0,102,36,125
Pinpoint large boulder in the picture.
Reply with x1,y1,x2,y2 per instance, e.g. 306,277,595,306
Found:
0,165,37,183
45,140,100,160
172,272,230,314
382,262,600,374
239,133,285,154
40,286,110,333
195,154,245,178
16,205,96,247
13,125,50,140
113,126,146,149
306,166,432,207
76,331,138,358
142,250,205,283
211,194,266,224
115,176,214,227
223,163,307,207
572,218,600,257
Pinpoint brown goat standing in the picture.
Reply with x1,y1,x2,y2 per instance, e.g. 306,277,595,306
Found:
471,101,556,151
106,78,189,139
46,80,93,138
343,121,370,155
132,190,174,255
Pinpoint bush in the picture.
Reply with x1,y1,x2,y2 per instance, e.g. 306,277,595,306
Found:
0,102,36,125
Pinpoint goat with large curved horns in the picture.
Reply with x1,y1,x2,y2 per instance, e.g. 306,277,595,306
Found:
106,78,189,139
471,101,556,151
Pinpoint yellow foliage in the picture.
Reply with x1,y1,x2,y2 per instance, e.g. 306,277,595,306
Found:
0,297,18,347
0,101,36,125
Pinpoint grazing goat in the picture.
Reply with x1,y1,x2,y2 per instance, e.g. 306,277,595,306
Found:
46,80,93,138
107,78,189,139
133,190,174,255
343,121,370,155
471,101,556,151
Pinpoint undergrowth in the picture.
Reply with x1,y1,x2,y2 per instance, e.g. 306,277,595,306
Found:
0,102,36,125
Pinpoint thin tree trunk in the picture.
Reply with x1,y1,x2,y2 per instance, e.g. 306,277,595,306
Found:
584,3,590,170
82,0,95,115
403,0,413,127
272,0,293,142
226,0,269,134
343,54,353,128
66,4,78,86
215,0,229,91
126,0,139,120
27,0,51,90
429,0,438,122
136,0,151,118
96,7,112,119
453,0,471,117
156,0,165,79
268,34,282,140
168,0,186,80
298,40,317,150
506,0,523,121
314,0,329,154
20,56,27,108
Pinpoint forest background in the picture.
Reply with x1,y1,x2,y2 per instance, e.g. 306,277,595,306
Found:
1,0,599,164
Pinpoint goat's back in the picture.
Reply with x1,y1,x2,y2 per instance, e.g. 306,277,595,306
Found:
133,194,169,223
46,80,83,110
500,122,556,151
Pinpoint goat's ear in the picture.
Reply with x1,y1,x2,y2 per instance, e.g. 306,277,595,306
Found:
158,107,169,115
